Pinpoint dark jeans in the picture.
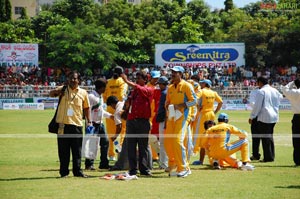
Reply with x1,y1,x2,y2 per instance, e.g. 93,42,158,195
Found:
257,121,276,162
85,123,109,168
126,118,151,175
57,124,83,177
251,118,261,158
292,114,300,165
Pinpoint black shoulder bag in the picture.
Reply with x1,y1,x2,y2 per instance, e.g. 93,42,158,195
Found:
48,86,67,134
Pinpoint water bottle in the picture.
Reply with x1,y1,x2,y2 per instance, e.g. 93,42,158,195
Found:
86,125,95,135
114,140,122,153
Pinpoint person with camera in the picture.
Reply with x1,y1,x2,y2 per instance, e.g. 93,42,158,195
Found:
49,71,92,178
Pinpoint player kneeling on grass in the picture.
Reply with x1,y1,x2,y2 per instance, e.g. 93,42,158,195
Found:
203,113,255,171
204,120,241,170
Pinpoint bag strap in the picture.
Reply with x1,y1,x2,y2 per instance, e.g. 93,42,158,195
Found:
53,85,67,122
57,85,67,108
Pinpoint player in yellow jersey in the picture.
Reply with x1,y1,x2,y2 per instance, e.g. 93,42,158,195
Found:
165,66,197,178
103,66,128,160
186,79,201,162
192,79,223,165
203,113,255,171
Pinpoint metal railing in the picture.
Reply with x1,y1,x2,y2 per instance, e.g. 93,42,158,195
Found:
0,85,262,99
0,85,94,99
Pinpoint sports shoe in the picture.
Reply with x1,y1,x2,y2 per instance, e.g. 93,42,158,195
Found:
240,163,255,171
213,162,221,170
192,160,203,165
187,169,192,175
109,156,116,161
177,170,189,178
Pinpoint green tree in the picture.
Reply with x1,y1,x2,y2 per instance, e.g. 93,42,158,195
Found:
47,19,118,70
0,19,38,43
224,0,234,12
171,15,204,43
173,0,186,7
185,0,220,41
0,0,12,22
51,0,95,22
31,11,70,67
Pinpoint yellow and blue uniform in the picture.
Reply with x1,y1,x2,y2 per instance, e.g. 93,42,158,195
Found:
186,80,201,161
203,122,250,163
103,77,128,158
193,87,222,153
165,79,196,172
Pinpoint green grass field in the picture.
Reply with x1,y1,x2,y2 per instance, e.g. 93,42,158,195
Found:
0,110,299,199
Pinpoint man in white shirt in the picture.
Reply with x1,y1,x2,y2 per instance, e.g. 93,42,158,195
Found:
281,79,300,166
249,88,261,160
85,78,112,170
249,76,282,162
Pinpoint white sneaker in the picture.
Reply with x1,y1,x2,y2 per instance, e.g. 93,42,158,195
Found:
109,156,116,161
177,170,189,178
237,161,243,168
187,169,192,175
240,163,255,171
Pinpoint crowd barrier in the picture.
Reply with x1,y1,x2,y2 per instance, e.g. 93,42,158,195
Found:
0,85,94,99
0,85,262,99
1,85,289,110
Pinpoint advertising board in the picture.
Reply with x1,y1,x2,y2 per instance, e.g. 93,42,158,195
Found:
155,43,245,68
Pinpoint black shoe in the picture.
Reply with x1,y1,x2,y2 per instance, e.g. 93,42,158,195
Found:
109,166,121,171
213,162,221,170
99,165,110,169
250,156,260,161
129,170,138,176
74,173,88,178
259,159,274,163
85,165,96,171
60,174,68,178
140,171,152,176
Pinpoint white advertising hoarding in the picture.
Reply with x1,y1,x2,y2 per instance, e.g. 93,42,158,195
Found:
155,43,245,68
0,43,39,66
3,103,44,110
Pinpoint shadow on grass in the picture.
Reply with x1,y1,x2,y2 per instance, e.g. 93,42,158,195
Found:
274,185,300,189
0,175,101,181
254,165,298,168
0,176,59,181
40,169,59,171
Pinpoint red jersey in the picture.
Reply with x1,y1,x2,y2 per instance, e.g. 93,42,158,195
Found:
127,85,153,120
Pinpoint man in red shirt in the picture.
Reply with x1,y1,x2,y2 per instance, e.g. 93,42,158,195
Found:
121,71,154,176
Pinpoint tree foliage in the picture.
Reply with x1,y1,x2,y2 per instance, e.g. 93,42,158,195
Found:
47,19,117,70
0,0,11,22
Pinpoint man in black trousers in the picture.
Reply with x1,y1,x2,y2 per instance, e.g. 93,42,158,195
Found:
282,78,300,166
